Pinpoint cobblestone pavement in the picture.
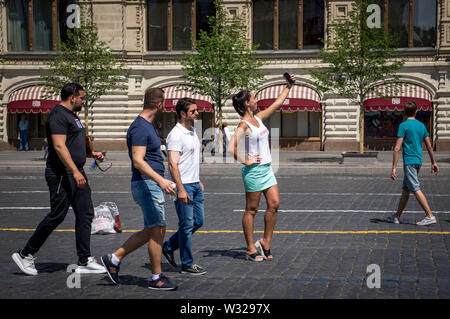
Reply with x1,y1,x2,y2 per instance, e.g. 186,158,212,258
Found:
0,151,449,300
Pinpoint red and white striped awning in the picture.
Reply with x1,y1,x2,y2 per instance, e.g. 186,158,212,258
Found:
162,86,213,112
363,83,432,111
8,86,60,113
256,85,321,111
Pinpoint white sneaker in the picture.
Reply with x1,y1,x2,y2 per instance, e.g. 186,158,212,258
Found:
416,216,437,226
12,252,38,276
387,214,400,224
75,257,107,274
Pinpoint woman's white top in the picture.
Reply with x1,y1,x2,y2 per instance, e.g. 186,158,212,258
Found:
240,115,271,165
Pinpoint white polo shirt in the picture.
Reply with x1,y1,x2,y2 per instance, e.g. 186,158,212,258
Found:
166,123,200,184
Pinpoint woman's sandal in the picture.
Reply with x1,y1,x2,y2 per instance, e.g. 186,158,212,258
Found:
245,251,264,262
255,240,273,261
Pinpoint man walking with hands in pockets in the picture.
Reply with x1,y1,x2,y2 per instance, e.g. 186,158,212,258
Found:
162,97,206,275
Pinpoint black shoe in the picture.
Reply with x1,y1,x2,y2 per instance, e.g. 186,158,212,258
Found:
101,254,120,284
163,246,177,268
148,274,177,291
180,264,207,276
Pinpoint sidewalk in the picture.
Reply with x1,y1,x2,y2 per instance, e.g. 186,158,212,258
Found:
1,149,449,175
1,149,449,165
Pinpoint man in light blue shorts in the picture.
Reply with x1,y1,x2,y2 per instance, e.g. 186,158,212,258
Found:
390,101,439,226
101,87,178,290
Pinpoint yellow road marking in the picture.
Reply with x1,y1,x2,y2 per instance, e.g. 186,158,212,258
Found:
1,228,449,235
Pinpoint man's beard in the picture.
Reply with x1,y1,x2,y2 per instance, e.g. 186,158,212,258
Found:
74,105,83,112
155,109,163,122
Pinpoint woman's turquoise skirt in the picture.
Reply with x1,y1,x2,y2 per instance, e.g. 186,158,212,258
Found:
241,163,277,193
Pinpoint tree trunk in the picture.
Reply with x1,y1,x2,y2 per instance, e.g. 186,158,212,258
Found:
84,106,89,136
216,100,223,154
218,100,222,127
359,104,364,154
217,81,222,127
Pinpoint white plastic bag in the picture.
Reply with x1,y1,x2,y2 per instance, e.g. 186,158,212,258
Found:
91,202,118,234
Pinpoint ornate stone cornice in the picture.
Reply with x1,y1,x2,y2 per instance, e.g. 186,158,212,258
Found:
0,48,442,67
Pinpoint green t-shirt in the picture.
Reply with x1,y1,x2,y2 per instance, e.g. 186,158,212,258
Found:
397,119,429,166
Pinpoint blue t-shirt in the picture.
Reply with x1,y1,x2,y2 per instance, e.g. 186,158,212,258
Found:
397,119,429,166
127,116,165,181
19,120,29,131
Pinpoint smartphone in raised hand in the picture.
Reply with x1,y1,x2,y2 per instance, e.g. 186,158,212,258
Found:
283,72,295,85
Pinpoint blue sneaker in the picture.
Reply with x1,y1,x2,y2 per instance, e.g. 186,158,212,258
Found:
148,274,177,291
101,254,120,284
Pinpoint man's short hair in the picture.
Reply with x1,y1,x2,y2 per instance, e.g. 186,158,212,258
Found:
61,83,84,101
176,97,196,119
144,88,165,110
404,101,418,117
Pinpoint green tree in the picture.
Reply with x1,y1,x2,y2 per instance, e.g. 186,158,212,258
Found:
179,0,265,126
41,4,126,135
310,0,404,153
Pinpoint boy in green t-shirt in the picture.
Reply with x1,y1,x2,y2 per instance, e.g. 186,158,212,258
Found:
389,101,439,226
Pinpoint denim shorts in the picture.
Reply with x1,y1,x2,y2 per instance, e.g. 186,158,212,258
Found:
402,164,421,193
131,179,166,229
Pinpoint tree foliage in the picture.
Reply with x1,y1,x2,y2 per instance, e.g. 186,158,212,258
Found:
310,0,405,153
41,5,126,134
179,0,265,125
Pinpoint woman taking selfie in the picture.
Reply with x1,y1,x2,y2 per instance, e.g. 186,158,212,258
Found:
229,73,295,262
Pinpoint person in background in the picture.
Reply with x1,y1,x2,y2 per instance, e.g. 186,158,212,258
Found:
222,122,231,158
18,114,29,151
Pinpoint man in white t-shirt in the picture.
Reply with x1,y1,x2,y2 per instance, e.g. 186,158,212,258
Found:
162,97,206,276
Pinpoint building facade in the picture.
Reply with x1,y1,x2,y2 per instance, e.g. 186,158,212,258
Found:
1,0,450,151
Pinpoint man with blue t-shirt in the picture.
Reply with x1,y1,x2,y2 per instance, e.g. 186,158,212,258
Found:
101,87,178,291
389,101,439,226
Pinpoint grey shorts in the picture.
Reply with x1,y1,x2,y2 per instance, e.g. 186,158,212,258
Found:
402,164,421,193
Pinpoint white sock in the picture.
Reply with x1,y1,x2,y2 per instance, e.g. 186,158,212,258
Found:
111,253,121,266
152,273,161,281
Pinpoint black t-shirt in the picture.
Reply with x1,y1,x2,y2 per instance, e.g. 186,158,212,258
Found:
46,104,86,172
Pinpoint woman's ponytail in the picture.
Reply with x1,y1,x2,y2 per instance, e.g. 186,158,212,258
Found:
232,90,251,117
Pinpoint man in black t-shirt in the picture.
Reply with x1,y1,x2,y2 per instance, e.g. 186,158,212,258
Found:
12,83,106,275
